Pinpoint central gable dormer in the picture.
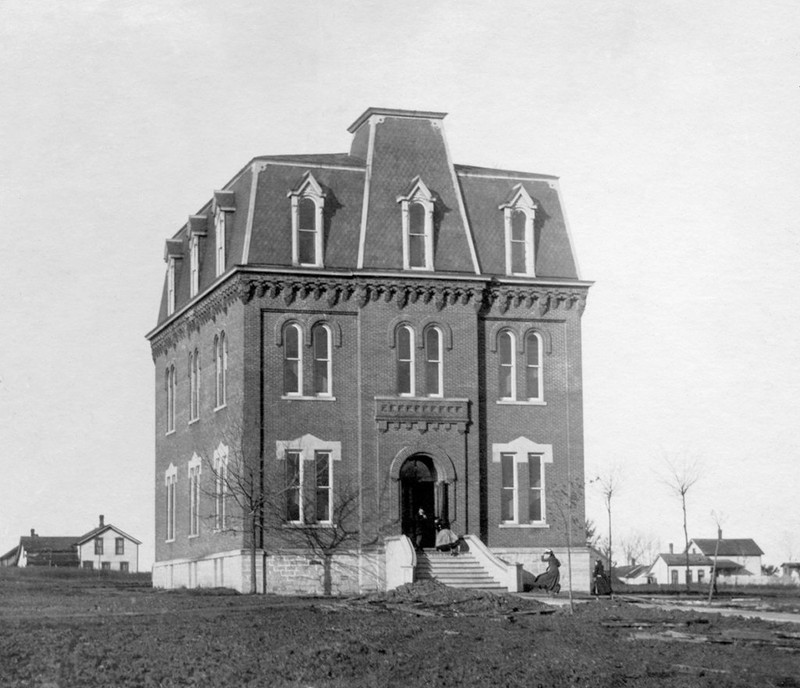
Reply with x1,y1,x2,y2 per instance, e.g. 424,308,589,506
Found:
349,108,480,274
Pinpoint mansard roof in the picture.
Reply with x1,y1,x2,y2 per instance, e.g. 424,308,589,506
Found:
153,107,586,327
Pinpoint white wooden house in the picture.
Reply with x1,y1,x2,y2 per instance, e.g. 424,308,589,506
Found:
75,516,141,573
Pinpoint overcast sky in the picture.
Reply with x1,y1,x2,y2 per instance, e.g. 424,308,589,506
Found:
2,1,799,569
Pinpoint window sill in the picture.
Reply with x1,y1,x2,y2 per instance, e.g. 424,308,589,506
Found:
165,538,176,544
188,418,200,426
496,399,547,406
188,534,199,540
498,523,550,529
165,429,176,436
282,522,334,529
280,395,337,401
214,404,227,413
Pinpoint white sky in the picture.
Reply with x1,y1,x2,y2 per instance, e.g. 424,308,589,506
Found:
1,1,799,569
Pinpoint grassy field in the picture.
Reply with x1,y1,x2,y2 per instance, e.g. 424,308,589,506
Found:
1,568,798,687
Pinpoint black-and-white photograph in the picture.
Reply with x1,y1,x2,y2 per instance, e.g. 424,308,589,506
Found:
1,2,799,685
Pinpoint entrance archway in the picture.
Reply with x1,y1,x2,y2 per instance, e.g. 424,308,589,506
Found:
399,455,437,548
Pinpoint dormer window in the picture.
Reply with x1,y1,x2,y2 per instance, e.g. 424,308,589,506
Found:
397,177,435,271
187,215,207,298
215,208,226,277
163,239,183,317
499,184,537,276
189,234,199,297
212,190,236,278
288,172,325,267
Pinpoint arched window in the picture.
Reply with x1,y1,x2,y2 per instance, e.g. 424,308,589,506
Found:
213,444,228,530
165,365,176,433
165,464,177,541
215,208,226,277
398,177,435,270
167,258,176,316
510,210,528,274
312,324,332,396
189,350,200,421
500,184,536,276
408,203,427,269
289,172,325,267
498,331,515,400
189,233,199,297
215,332,227,408
396,325,415,396
525,331,542,400
283,324,302,395
298,197,318,265
424,327,442,397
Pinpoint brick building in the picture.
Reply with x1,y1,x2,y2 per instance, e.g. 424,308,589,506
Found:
146,107,592,594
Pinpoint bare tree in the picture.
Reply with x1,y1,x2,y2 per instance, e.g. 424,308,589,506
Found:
552,479,586,614
707,510,725,603
585,518,600,550
662,455,702,590
590,466,623,572
202,445,265,594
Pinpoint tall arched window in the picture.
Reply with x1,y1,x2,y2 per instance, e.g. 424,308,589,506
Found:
408,203,427,269
283,324,302,395
509,210,528,274
215,209,226,277
165,364,176,433
424,327,442,397
215,332,227,408
298,197,318,265
396,325,415,396
525,331,542,400
312,324,332,396
189,349,200,421
498,331,516,400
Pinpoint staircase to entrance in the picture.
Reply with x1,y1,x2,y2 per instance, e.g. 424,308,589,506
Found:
415,550,507,591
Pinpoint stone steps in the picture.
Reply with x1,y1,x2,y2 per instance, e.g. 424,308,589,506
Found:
415,551,506,591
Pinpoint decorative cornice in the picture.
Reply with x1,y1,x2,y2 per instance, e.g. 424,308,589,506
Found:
375,397,471,435
150,279,241,359
148,272,589,358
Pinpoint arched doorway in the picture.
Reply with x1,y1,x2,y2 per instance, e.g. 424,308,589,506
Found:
399,455,437,548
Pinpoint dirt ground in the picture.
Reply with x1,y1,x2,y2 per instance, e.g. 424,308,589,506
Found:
1,571,798,687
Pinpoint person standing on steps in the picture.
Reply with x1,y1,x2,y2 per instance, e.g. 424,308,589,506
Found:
532,549,561,594
414,507,428,552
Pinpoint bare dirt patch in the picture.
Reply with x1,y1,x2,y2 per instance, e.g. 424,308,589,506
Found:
1,571,799,687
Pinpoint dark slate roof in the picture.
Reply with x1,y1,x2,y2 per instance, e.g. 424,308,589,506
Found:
614,564,649,579
75,524,142,546
690,539,764,557
19,536,80,566
657,553,715,567
152,108,585,328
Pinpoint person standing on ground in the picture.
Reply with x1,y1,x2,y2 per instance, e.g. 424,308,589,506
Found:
532,549,561,594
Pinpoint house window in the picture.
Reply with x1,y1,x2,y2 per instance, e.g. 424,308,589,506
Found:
94,538,104,555
215,208,226,277
500,184,536,276
396,325,415,396
189,233,199,297
670,570,678,585
312,324,332,396
214,332,227,408
424,327,442,397
188,455,201,537
283,323,302,395
167,258,176,316
686,570,693,584
289,172,325,267
101,562,111,571
120,562,129,573
214,445,228,531
500,453,516,523
398,177,435,271
115,538,124,555
82,561,93,570
165,465,177,541
498,331,516,400
528,454,543,522
315,451,332,523
286,450,302,522
525,332,543,401
189,349,200,421
697,569,705,584
165,364,176,433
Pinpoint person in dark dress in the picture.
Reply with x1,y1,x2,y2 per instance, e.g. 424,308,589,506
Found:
413,507,428,551
532,549,561,593
592,559,612,595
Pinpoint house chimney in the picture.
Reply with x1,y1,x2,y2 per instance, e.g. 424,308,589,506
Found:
669,543,674,554
99,514,104,527
630,557,636,566
30,529,36,537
